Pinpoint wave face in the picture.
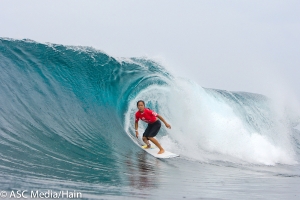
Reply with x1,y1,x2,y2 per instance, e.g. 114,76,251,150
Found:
0,38,299,192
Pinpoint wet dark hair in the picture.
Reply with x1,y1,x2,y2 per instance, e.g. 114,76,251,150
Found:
137,100,145,107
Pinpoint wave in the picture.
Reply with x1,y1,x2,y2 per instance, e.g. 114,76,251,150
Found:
0,38,299,188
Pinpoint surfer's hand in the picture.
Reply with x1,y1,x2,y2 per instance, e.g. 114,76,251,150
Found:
136,131,139,138
165,123,171,129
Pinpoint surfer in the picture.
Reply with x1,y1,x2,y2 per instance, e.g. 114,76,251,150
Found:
135,100,171,154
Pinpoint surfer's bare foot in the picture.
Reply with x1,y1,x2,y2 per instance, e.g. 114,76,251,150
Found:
145,143,151,149
158,149,165,154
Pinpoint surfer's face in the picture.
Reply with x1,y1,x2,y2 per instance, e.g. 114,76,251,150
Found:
137,102,145,112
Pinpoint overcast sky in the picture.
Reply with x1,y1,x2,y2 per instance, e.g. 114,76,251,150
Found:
1,0,300,104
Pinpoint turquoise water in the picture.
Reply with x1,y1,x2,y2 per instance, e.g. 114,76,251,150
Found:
0,38,299,199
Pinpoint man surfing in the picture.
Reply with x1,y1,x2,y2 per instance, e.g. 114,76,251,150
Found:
135,100,171,154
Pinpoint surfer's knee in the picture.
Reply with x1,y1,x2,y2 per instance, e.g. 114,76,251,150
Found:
142,136,147,140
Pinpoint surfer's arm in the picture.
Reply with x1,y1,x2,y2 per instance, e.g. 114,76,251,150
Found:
157,114,171,129
135,122,139,138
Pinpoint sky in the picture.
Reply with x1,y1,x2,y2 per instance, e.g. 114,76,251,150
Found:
1,0,300,105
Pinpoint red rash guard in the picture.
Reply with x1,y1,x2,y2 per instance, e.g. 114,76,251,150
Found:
135,108,158,124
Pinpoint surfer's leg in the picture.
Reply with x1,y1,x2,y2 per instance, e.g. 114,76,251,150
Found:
146,120,163,153
142,124,152,148
148,137,165,154
142,137,151,148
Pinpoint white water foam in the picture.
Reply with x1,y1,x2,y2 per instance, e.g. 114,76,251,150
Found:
125,77,298,165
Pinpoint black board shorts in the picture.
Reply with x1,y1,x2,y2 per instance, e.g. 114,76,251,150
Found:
143,120,161,139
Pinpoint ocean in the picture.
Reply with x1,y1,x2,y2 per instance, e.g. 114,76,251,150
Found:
0,38,299,199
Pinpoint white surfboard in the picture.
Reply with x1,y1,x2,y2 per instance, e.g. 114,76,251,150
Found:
141,144,179,159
